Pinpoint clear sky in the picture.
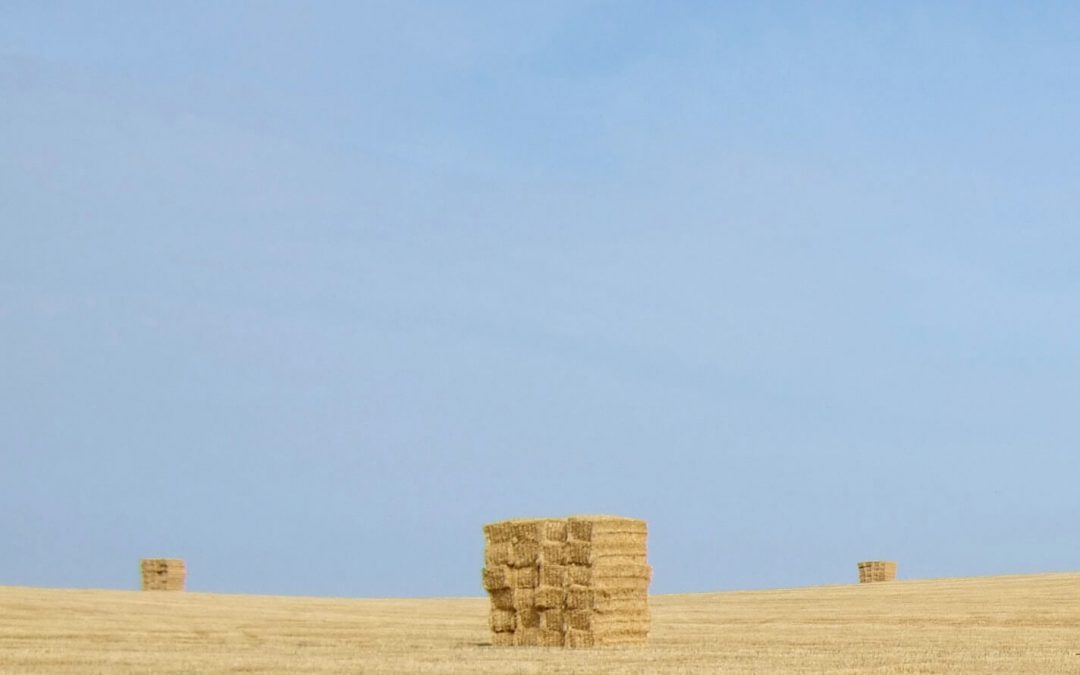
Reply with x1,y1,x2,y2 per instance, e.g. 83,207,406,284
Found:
2,2,1079,598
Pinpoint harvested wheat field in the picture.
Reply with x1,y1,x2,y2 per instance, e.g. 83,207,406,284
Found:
2,573,1080,673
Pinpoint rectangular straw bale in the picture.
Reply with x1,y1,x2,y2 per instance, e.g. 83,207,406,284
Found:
566,586,649,611
140,559,186,591
564,585,596,610
538,563,567,587
141,564,185,576
565,542,594,565
510,519,546,543
141,558,185,568
589,554,649,567
482,566,511,591
538,628,565,647
510,541,541,567
542,520,568,542
565,541,647,565
540,608,565,631
594,593,650,614
540,543,567,565
489,609,516,633
511,588,536,611
565,629,596,648
490,588,538,611
587,533,643,550
567,609,650,632
491,632,514,647
516,607,541,629
567,516,647,542
584,532,649,548
512,565,539,589
489,588,516,611
591,576,652,592
484,520,516,544
508,627,565,647
857,560,897,583
485,542,513,567
534,585,565,609
567,563,652,586
566,564,588,586
595,600,650,616
566,609,592,631
508,518,566,543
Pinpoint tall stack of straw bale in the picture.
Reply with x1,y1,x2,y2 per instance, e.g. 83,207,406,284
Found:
141,558,186,591
857,560,896,583
482,515,650,648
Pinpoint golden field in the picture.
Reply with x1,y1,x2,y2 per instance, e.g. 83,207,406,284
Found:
2,572,1080,673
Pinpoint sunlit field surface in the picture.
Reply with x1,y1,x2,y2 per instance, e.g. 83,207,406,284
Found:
2,573,1079,673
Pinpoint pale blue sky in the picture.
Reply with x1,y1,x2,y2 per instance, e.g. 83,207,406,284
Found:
2,2,1079,597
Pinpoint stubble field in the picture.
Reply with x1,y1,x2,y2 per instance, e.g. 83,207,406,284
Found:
2,572,1079,673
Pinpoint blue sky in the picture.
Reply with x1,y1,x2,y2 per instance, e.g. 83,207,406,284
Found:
2,2,1079,597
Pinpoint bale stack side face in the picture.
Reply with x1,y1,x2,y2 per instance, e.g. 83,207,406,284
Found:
141,558,186,591
483,515,650,648
857,560,896,583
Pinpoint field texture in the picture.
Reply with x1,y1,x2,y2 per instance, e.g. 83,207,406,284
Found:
2,573,1079,673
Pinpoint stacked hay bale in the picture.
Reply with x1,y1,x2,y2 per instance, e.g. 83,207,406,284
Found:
482,515,650,647
857,560,896,583
482,518,568,647
141,558,186,591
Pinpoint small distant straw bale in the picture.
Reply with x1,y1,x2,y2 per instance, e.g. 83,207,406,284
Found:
858,561,897,583
140,558,186,592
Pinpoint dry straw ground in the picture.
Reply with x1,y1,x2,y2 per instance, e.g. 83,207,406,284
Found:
2,573,1080,673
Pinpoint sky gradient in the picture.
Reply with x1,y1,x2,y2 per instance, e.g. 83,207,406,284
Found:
3,1,1080,597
